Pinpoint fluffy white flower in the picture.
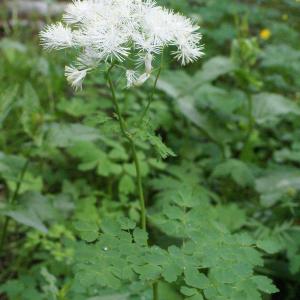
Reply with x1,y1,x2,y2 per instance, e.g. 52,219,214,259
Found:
40,0,203,89
65,66,88,90
40,23,73,50
63,0,94,25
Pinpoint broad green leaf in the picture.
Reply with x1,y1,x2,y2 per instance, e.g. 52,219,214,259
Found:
0,84,19,128
74,220,99,242
261,44,300,71
21,82,43,140
3,191,56,233
46,123,100,148
194,84,243,115
57,97,100,117
5,210,48,233
252,93,300,125
255,168,300,206
193,56,236,84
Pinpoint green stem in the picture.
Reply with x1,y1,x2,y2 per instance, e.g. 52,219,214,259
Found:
152,282,159,300
107,68,146,231
0,159,30,254
240,93,254,158
138,66,162,126
138,51,164,126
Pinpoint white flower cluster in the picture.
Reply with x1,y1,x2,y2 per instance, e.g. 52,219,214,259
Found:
40,0,204,90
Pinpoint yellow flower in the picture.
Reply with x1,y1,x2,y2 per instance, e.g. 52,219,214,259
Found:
260,29,271,40
282,14,289,21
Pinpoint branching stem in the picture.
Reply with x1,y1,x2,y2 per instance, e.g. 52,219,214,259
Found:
138,66,162,126
107,68,146,231
138,51,164,126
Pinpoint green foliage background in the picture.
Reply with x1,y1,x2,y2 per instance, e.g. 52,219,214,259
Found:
0,0,300,299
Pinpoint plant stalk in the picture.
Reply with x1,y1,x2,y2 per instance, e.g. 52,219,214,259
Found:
0,159,30,254
107,69,146,231
152,282,159,300
138,66,162,126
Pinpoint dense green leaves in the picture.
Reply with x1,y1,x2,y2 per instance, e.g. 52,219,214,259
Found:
1,0,300,299
212,159,254,187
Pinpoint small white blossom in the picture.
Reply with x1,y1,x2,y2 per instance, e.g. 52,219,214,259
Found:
126,70,138,88
65,66,88,90
144,53,153,74
40,0,203,90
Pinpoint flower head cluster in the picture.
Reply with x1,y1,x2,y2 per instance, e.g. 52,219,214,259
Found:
40,0,204,90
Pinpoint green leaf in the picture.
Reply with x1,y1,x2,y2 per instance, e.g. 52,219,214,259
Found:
261,44,300,71
256,238,282,254
252,93,300,125
46,123,100,148
21,82,42,140
252,276,279,294
194,56,235,84
3,191,56,233
133,228,148,246
5,210,48,233
184,267,210,289
133,264,161,281
118,217,136,230
255,168,300,207
212,159,254,187
101,219,121,236
0,280,25,298
0,84,19,128
148,134,176,159
214,204,247,231
57,97,100,117
119,174,135,195
74,220,99,242
180,286,198,296
157,69,231,145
